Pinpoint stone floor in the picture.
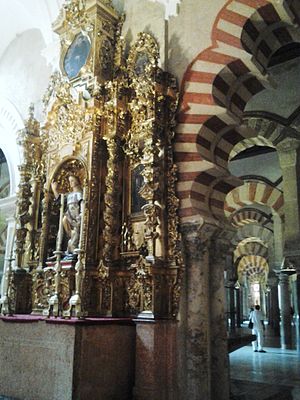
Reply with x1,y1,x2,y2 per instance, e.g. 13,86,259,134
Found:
0,397,18,400
230,324,300,400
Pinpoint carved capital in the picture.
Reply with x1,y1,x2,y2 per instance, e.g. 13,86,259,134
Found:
277,138,300,168
180,222,217,261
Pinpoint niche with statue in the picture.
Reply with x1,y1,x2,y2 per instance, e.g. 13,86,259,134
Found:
0,0,182,322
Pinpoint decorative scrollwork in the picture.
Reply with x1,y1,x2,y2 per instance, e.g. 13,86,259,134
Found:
63,0,91,31
13,20,183,322
97,260,112,314
127,32,159,78
100,38,114,72
46,97,95,150
103,137,123,263
15,105,43,269
127,256,152,313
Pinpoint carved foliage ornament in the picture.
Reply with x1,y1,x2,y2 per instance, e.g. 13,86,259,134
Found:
16,28,183,319
124,33,159,161
128,256,152,313
127,32,159,78
44,74,96,149
63,0,90,31
15,106,44,268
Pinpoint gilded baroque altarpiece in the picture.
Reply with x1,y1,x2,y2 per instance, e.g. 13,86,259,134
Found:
1,0,182,320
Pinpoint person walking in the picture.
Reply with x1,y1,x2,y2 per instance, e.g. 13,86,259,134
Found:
250,305,266,353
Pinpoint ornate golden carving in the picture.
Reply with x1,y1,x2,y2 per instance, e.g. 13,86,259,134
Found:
128,256,152,313
32,268,53,313
42,71,64,111
100,38,114,72
127,32,159,77
12,16,182,321
62,0,90,31
54,0,119,85
97,260,112,314
121,219,137,253
102,137,122,263
85,135,102,266
15,105,44,271
45,81,95,150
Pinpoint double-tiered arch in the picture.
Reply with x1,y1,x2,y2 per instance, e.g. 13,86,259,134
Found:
176,0,300,292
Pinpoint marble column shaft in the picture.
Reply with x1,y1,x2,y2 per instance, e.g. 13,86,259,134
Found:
279,273,292,349
209,239,230,400
179,224,231,400
277,138,300,347
235,288,241,327
181,224,212,400
277,138,300,249
269,277,280,335
228,286,236,332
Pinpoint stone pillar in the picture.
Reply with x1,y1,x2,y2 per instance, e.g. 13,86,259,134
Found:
228,283,236,333
272,215,284,270
268,276,280,335
235,288,241,328
242,281,249,321
294,275,300,350
240,286,244,322
277,138,300,348
209,237,230,400
278,273,292,349
134,320,178,400
260,289,267,317
179,223,213,400
277,138,300,252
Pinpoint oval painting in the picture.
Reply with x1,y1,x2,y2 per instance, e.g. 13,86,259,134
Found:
63,33,91,79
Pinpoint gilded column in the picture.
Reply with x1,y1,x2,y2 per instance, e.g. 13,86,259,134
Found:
102,136,123,264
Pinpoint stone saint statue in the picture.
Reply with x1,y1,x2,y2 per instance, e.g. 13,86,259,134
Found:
51,175,83,258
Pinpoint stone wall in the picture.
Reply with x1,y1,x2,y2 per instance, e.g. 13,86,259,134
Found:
0,318,136,400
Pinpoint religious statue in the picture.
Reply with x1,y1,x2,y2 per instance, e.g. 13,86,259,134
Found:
51,174,83,258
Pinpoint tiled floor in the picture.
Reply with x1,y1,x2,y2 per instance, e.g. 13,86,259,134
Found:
230,324,300,399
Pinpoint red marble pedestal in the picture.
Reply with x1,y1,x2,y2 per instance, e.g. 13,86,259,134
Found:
134,319,179,400
0,316,135,400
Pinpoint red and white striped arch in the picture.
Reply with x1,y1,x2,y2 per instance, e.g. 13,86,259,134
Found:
225,180,284,221
232,224,273,246
234,237,268,262
176,0,270,223
176,0,299,224
231,207,273,228
237,254,269,283
241,2,300,70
